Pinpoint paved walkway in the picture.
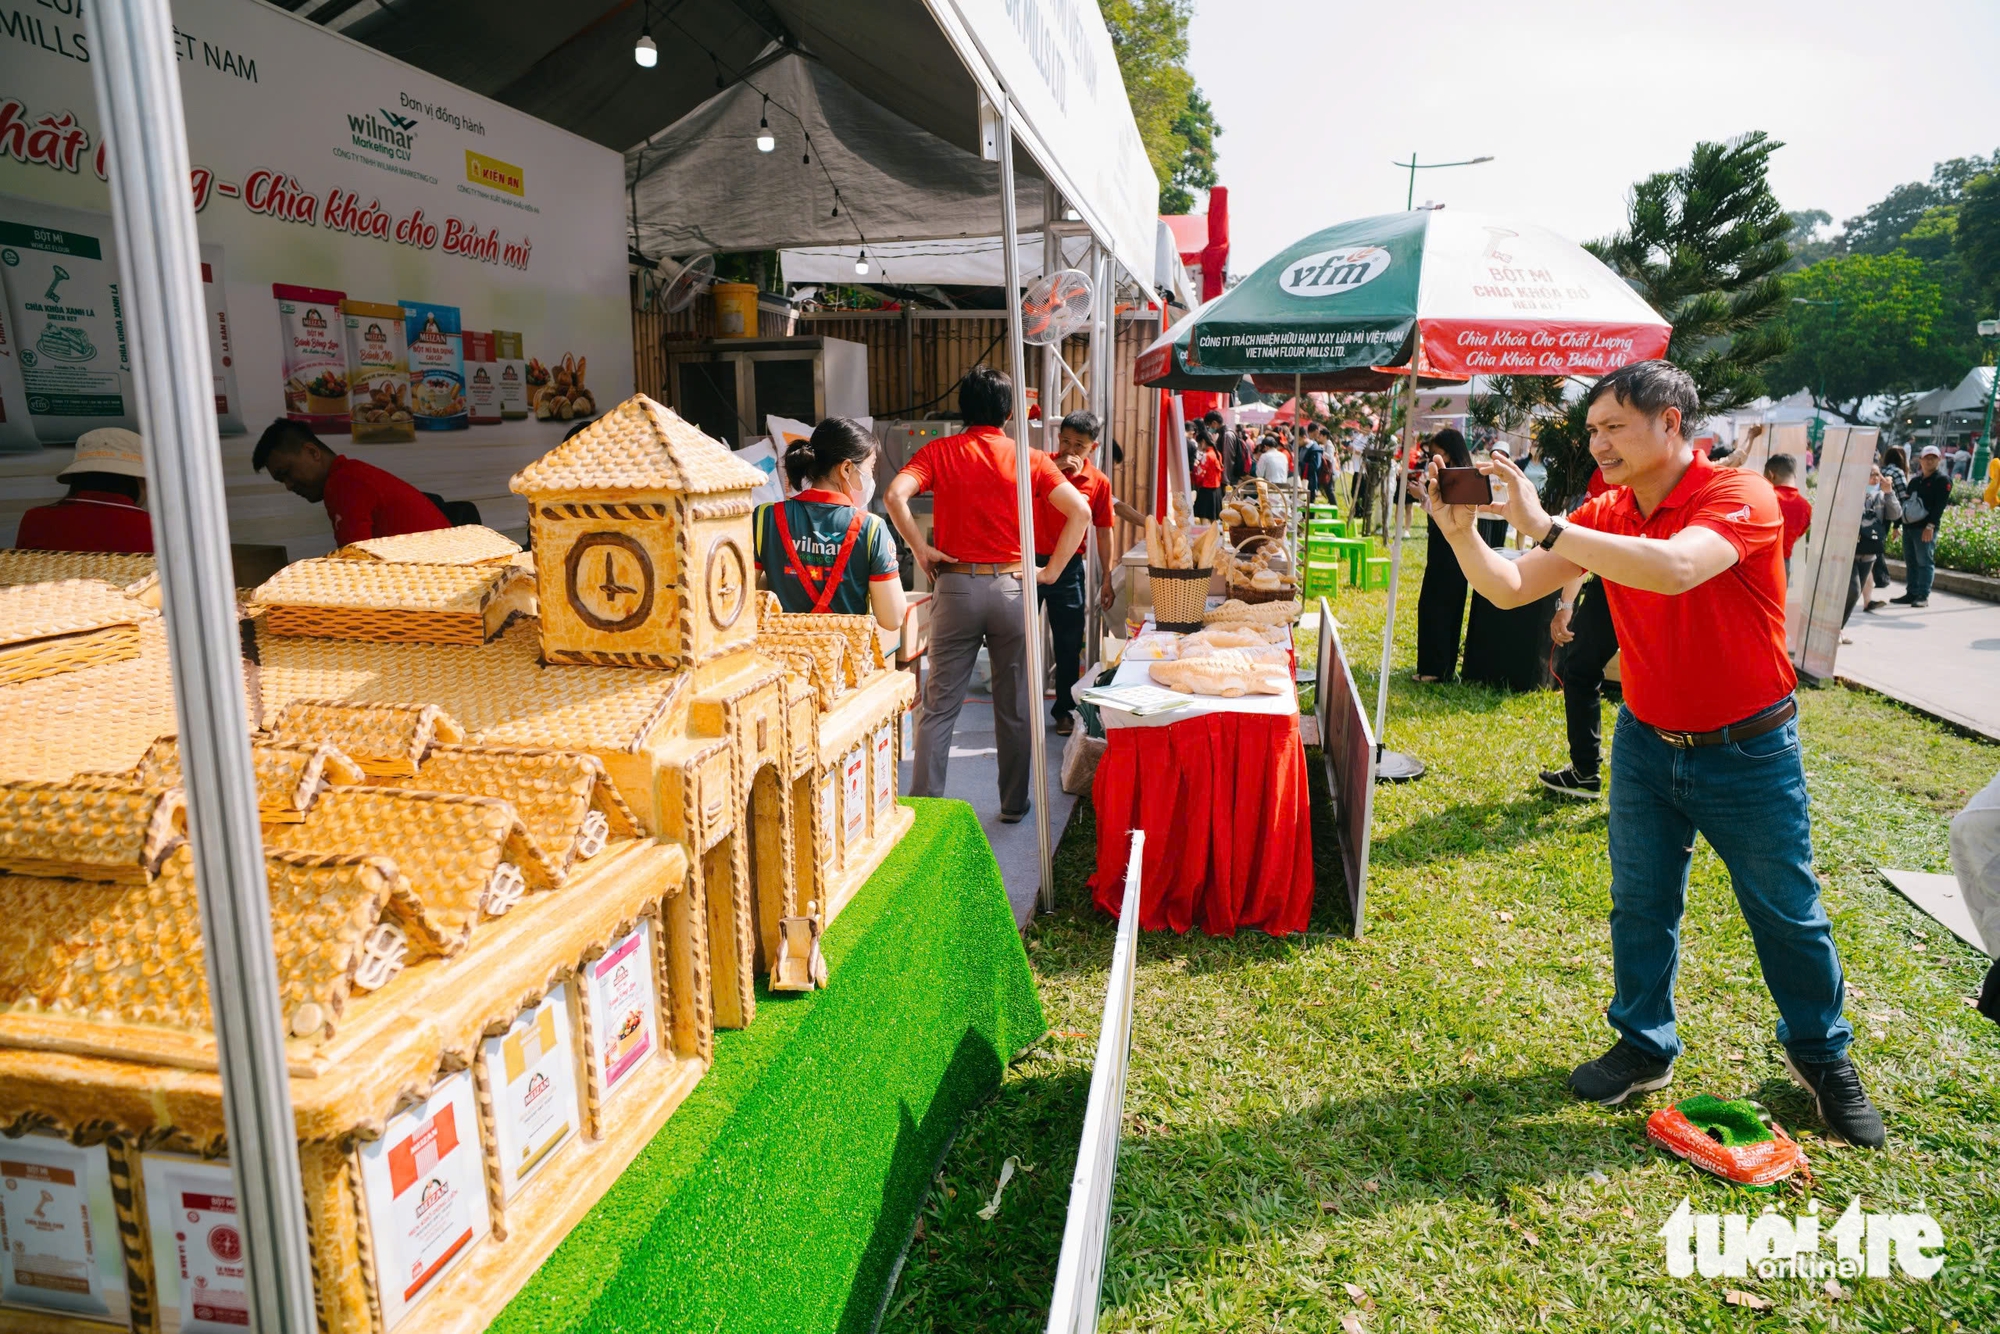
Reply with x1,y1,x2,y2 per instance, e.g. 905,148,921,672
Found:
898,695,1078,928
1836,580,2000,742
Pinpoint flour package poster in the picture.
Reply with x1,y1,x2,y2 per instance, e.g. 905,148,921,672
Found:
0,1136,129,1323
0,0,629,467
357,1072,489,1328
481,984,582,1200
585,920,659,1106
140,1154,249,1334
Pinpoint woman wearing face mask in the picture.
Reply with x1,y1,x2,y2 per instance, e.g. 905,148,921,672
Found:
754,417,907,630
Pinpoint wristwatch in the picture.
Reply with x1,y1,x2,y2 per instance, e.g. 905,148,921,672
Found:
1538,518,1566,551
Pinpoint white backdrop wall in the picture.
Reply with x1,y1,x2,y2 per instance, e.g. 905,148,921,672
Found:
0,0,631,554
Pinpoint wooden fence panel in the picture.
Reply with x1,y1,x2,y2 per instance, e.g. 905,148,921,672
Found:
630,297,1165,567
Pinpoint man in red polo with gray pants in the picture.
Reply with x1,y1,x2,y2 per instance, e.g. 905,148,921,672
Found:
1424,359,1883,1149
884,367,1090,823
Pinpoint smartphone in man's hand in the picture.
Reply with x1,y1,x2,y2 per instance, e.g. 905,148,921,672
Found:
1436,467,1493,506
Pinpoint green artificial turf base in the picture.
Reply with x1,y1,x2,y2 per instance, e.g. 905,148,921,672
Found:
490,798,1045,1334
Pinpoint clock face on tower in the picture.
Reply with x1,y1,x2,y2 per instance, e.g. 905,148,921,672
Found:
564,532,656,632
705,535,748,630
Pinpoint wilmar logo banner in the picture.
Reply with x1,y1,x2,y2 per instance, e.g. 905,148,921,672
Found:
0,0,629,464
1659,1198,1945,1281
1278,245,1391,297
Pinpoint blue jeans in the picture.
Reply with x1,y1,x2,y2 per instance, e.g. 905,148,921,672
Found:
1903,522,1936,601
1605,702,1851,1064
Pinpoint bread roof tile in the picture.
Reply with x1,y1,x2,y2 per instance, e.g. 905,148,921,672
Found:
0,779,184,883
334,526,521,566
509,395,765,498
0,847,429,1037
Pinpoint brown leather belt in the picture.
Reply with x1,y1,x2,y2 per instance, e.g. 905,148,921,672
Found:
935,562,1022,576
1642,697,1796,749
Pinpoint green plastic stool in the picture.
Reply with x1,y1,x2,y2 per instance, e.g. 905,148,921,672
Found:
1327,536,1370,584
1361,556,1392,590
1301,561,1342,604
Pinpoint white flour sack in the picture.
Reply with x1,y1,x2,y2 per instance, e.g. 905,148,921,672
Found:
0,194,138,443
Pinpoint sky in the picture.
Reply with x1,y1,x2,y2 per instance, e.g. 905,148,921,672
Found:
1186,0,2000,277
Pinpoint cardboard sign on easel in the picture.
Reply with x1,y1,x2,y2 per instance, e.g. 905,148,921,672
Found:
1785,424,1878,683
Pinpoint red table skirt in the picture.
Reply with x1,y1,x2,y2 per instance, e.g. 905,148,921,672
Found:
1089,710,1315,936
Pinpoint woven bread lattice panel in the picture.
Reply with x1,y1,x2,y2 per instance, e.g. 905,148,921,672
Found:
268,701,465,777
757,602,884,679
0,578,152,647
0,778,185,883
257,620,685,752
509,394,765,498
0,846,413,1035
333,525,521,566
252,559,527,645
382,743,638,872
0,551,155,592
0,620,177,781
262,786,557,948
759,643,840,709
134,736,366,823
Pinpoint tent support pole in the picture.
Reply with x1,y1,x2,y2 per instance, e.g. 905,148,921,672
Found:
1371,363,1425,783
1086,244,1114,655
85,1,319,1329
1000,102,1055,912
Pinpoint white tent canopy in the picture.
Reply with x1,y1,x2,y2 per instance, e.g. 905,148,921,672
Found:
779,233,1092,286
1935,366,1996,416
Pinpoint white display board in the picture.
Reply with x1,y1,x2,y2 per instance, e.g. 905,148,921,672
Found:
141,1154,247,1334
871,723,894,820
0,0,630,548
583,920,659,1108
479,984,581,1202
357,1072,489,1330
841,746,867,852
0,1136,128,1323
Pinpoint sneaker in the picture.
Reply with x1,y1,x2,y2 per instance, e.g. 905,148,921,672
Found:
1888,593,1918,604
1539,766,1603,800
1053,714,1075,736
1781,1052,1885,1148
1569,1039,1674,1106
1909,599,1929,609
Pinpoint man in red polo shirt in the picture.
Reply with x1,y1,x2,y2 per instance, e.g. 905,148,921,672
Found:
15,428,155,554
1424,359,1882,1148
252,419,450,546
1764,452,1811,578
884,367,1090,822
1035,411,1118,737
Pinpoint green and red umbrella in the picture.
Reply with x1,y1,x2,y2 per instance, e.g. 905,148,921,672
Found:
1175,208,1669,380
1137,208,1671,790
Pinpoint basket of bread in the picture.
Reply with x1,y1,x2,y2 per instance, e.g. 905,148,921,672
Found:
1220,479,1288,546
1144,503,1220,633
1223,533,1298,605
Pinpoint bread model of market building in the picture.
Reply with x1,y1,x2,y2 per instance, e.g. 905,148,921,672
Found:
0,394,915,1333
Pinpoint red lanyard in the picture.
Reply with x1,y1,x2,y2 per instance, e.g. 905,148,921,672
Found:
772,500,866,614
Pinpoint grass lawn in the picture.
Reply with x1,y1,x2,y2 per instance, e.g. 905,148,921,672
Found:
882,526,2000,1334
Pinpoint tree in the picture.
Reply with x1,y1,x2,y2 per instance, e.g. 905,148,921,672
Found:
1474,132,1793,504
1958,170,2000,310
1098,0,1222,214
1162,88,1221,215
1782,209,1835,271
1764,253,1951,420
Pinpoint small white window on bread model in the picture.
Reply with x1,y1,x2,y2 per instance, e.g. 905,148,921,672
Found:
574,809,610,861
352,919,409,992
480,861,527,917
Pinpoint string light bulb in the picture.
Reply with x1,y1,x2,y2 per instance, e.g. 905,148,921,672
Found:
756,97,774,152
855,250,870,276
633,29,658,67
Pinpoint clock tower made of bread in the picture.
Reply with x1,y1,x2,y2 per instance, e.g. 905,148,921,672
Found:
510,395,767,674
